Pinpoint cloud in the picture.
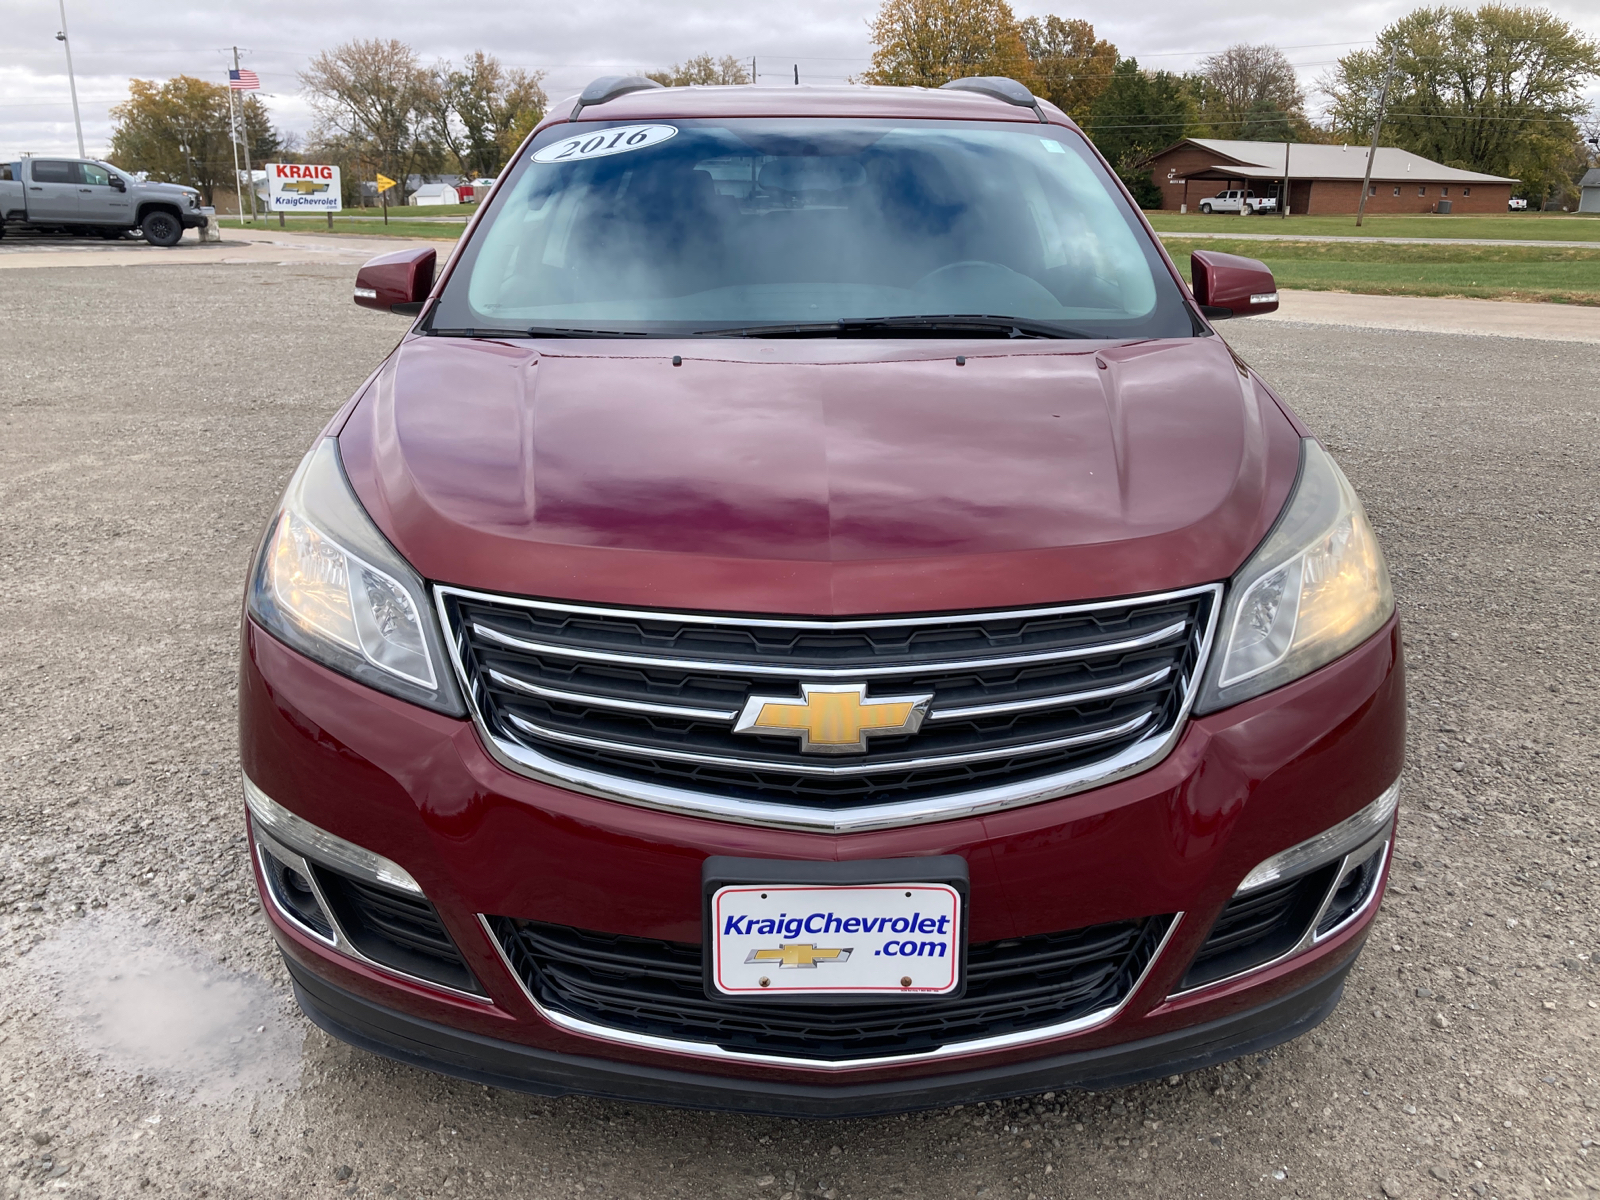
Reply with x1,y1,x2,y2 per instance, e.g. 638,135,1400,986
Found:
4,0,1598,157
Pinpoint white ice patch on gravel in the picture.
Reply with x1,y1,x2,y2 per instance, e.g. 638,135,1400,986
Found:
31,915,302,1102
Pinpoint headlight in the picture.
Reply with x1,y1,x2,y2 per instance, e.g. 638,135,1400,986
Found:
1196,439,1394,712
247,439,464,715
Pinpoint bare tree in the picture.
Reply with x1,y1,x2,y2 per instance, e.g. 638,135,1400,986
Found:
1196,43,1307,138
428,52,547,179
300,39,439,199
647,55,751,87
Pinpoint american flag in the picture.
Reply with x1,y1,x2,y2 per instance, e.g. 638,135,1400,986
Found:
228,69,260,90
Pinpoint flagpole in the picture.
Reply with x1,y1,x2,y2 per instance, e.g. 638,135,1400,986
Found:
234,48,258,223
226,72,244,227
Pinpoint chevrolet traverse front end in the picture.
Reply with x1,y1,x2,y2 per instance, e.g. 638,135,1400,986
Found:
239,77,1403,1116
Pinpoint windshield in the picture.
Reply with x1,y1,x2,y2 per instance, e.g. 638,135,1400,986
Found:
430,117,1196,339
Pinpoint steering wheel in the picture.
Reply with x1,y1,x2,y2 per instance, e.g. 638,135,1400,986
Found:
913,261,1020,291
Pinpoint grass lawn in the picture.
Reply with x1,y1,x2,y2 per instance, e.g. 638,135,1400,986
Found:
1146,211,1600,243
1163,236,1600,305
231,214,465,241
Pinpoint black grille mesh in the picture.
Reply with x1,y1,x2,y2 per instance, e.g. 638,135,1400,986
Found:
488,914,1173,1061
314,869,483,995
1179,863,1340,991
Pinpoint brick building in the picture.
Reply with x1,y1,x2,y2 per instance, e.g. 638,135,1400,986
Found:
1140,138,1517,215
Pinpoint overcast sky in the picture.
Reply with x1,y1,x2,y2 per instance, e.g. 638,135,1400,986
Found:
5,0,1600,158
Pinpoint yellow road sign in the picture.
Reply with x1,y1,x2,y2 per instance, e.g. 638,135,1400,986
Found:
375,173,397,193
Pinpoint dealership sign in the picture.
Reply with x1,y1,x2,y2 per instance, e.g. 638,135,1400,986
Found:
264,163,342,212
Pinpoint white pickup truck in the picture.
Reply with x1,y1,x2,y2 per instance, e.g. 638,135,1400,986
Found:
1198,189,1277,215
0,156,207,245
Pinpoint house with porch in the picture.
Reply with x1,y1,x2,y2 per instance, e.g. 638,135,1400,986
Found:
1140,139,1517,215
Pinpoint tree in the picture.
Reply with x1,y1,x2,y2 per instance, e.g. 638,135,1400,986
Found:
1080,58,1197,206
427,52,547,179
1322,5,1600,202
300,39,440,202
108,76,281,206
1019,16,1117,120
647,54,751,87
1193,44,1308,140
862,0,1036,90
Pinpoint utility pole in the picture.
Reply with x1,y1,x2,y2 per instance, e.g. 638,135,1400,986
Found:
1356,47,1400,228
234,47,258,222
55,0,84,157
750,56,756,86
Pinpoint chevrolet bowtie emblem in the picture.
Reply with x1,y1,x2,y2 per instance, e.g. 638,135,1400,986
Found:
745,943,853,968
734,683,933,755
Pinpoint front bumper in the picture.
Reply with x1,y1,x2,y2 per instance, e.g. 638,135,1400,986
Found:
287,945,1358,1117
181,211,208,229
240,611,1403,1105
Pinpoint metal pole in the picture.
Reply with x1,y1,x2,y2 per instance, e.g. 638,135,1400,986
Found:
226,75,245,227
55,0,84,157
1356,48,1400,228
1281,141,1289,219
234,48,258,222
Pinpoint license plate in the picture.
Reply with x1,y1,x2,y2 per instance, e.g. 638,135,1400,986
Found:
709,882,963,998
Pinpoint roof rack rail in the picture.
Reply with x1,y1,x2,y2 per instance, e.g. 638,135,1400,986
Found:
571,75,665,120
939,76,1048,123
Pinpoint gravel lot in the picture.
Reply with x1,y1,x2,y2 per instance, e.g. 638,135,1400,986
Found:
0,263,1596,1200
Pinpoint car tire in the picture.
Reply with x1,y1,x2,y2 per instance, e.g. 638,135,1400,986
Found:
1199,203,1212,214
141,210,183,247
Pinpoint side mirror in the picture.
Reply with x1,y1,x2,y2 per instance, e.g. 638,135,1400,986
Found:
110,176,126,192
353,247,437,315
1190,250,1279,320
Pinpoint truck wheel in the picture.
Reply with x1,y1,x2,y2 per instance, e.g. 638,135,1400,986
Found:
141,211,182,247
1199,203,1212,214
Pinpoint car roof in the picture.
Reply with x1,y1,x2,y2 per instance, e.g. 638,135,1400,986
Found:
536,83,1074,132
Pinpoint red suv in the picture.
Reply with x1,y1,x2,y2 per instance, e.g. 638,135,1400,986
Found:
240,77,1402,1116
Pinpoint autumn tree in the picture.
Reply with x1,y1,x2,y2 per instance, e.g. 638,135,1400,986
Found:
862,0,1035,90
301,39,440,201
428,51,547,179
1322,5,1600,202
1019,16,1117,120
648,54,751,87
1080,59,1196,206
1192,44,1308,140
108,76,281,205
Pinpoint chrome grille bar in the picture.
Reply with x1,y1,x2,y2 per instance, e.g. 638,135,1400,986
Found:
927,666,1173,721
470,618,1189,680
504,709,1155,776
486,669,740,722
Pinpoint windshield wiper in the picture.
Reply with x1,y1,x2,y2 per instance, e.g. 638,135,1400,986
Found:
693,315,1092,339
428,327,537,338
427,326,648,339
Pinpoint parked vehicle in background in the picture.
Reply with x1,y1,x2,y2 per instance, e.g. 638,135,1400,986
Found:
0,156,205,245
1507,197,1529,211
1198,189,1277,214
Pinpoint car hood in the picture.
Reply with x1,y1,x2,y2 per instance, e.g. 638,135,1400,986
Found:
338,336,1301,614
